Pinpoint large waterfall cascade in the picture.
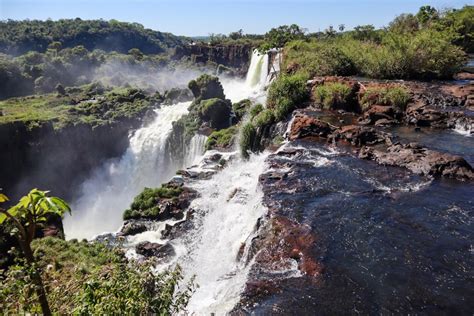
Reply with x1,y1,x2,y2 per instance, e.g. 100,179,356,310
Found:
64,101,197,240
65,49,277,313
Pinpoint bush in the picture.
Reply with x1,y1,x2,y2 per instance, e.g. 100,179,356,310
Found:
249,103,264,120
198,98,232,129
240,122,257,159
313,82,354,110
123,186,183,220
253,109,275,128
267,74,308,120
360,86,410,112
205,126,238,150
284,40,356,77
0,237,194,314
232,99,252,122
188,74,225,100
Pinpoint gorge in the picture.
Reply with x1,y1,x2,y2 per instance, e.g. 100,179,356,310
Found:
1,7,473,315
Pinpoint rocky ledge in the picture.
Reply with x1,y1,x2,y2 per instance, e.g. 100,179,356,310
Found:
289,112,473,180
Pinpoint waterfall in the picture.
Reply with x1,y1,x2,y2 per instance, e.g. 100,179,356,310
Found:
245,49,269,90
184,134,207,166
64,102,195,240
171,153,269,314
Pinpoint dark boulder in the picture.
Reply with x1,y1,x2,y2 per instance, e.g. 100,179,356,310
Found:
198,98,232,130
136,241,175,260
118,221,147,236
188,74,225,100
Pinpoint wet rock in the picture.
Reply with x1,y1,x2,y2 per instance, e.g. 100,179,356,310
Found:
162,87,193,105
118,221,147,236
198,98,233,130
454,72,474,81
188,74,225,100
136,241,175,260
360,105,397,125
334,125,390,146
360,143,474,180
289,113,335,140
249,216,322,277
161,210,195,240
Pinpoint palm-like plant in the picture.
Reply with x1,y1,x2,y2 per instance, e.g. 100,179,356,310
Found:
0,189,71,316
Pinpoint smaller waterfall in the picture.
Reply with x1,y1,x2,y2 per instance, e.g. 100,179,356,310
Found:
245,49,269,90
184,134,207,166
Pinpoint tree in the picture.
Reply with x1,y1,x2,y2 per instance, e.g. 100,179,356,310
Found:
0,189,71,316
261,24,306,51
229,29,244,40
417,5,439,26
338,24,346,32
324,25,337,38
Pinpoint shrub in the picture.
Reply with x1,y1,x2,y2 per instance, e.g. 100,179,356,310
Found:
205,126,238,150
198,98,232,129
252,109,275,128
240,122,257,159
249,103,264,120
123,186,183,220
267,74,308,120
284,40,356,77
313,82,354,110
360,86,410,112
232,99,252,122
0,237,194,314
188,74,225,100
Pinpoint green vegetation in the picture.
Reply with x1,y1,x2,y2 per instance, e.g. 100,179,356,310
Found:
0,237,193,314
198,98,232,129
0,189,71,315
232,99,252,122
123,185,183,220
267,74,309,120
205,126,238,150
253,109,275,129
259,24,306,52
240,122,257,159
0,84,158,129
360,86,410,112
284,40,355,77
313,82,354,110
188,74,226,101
0,19,187,55
278,5,472,80
249,103,264,120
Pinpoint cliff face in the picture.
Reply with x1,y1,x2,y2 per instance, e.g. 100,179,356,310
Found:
0,117,145,202
173,44,252,73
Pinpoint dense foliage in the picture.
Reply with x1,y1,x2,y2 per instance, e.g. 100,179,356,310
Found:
280,5,472,80
0,83,160,129
267,74,309,120
0,19,187,55
123,185,183,220
0,237,194,314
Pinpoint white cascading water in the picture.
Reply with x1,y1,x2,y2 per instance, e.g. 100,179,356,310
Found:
245,49,269,90
167,51,274,314
66,50,275,312
184,134,208,166
64,101,199,240
173,153,268,314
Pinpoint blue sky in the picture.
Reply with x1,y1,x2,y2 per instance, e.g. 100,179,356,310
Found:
0,0,470,36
